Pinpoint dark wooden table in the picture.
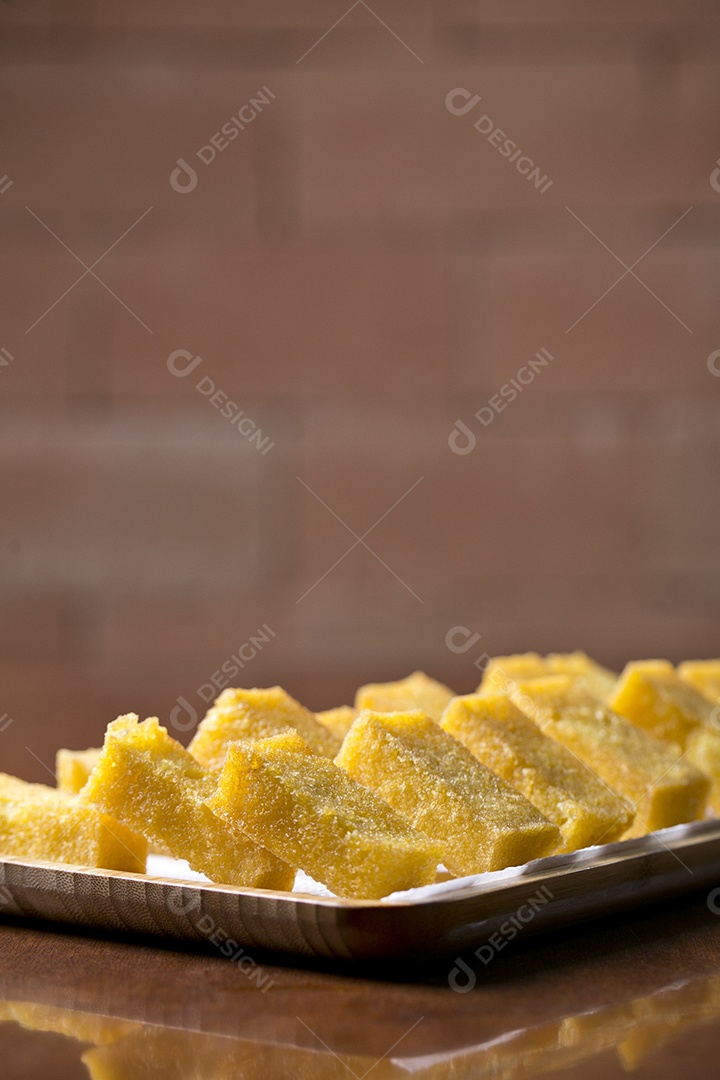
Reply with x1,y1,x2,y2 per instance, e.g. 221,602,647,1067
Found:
1,888,720,1079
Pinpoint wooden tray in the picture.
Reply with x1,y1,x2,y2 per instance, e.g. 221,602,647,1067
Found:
1,819,719,961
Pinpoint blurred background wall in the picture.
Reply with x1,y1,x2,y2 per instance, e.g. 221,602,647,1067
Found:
1,1,720,780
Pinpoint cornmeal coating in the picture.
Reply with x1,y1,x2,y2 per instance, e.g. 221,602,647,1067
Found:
480,652,616,699
441,694,633,850
611,659,720,812
508,676,710,835
81,715,294,889
0,772,146,874
315,705,357,740
188,686,340,769
336,710,561,875
55,747,101,795
677,660,720,703
208,730,440,899
354,671,456,722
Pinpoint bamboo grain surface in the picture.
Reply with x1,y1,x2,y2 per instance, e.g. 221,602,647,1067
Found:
1,819,718,960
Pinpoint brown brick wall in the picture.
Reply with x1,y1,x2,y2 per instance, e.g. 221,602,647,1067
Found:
1,1,719,779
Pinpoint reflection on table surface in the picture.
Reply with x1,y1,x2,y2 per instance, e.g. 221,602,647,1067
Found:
2,894,720,1079
2,972,720,1079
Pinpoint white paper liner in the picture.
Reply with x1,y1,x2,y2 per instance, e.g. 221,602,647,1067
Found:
146,816,716,902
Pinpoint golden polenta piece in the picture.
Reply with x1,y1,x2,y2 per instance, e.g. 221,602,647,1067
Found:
510,676,710,835
479,653,549,694
208,730,440,899
0,773,58,801
82,715,294,889
354,670,456,722
56,747,102,795
678,659,720,704
336,710,561,875
611,659,720,812
610,660,715,746
546,652,617,697
0,772,147,874
315,705,357,740
441,694,633,850
188,686,340,769
479,652,616,698
686,726,720,813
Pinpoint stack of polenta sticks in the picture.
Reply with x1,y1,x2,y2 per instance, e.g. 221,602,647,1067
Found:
1,653,718,899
